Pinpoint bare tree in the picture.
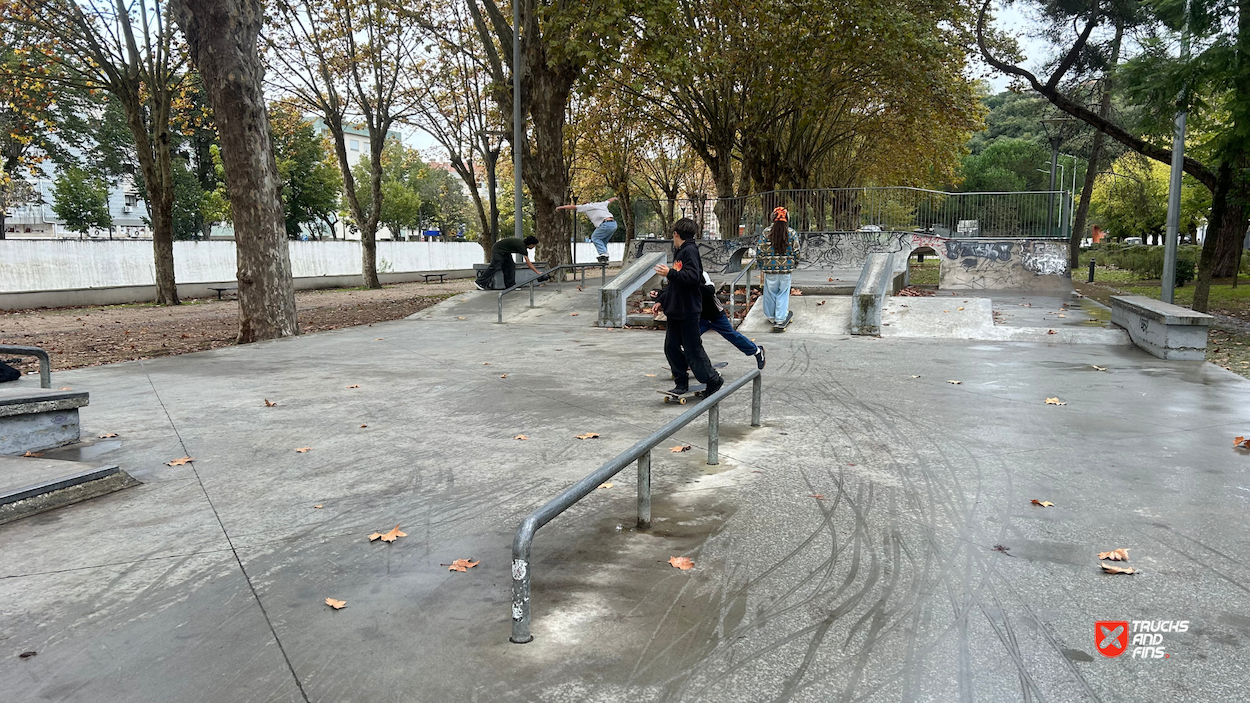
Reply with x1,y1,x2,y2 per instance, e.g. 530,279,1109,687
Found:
170,0,299,342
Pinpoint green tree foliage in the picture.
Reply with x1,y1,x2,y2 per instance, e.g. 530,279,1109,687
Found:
966,89,1053,154
351,139,469,239
269,102,342,239
959,138,1051,191
52,166,111,235
1091,153,1210,242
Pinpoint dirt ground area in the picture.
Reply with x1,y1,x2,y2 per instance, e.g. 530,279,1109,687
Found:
0,279,474,373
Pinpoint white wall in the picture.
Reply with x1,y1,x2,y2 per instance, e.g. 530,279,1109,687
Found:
0,239,625,294
573,242,625,263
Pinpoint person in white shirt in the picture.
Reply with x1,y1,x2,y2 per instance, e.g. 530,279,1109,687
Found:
557,196,618,264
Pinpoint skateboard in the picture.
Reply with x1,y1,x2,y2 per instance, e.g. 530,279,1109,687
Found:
662,362,729,370
772,311,794,333
659,385,706,405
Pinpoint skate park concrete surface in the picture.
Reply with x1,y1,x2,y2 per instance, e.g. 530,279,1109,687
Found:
3,283,1250,703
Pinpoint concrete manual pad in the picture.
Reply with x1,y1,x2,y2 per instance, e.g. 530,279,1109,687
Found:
738,295,851,334
2,293,1249,702
0,455,119,504
882,296,1130,344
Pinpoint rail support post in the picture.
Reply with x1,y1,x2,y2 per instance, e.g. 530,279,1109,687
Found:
707,404,719,465
751,374,762,427
529,280,535,308
637,451,651,529
510,523,536,644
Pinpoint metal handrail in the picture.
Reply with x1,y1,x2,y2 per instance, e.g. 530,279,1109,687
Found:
496,262,607,323
0,345,51,388
509,368,763,643
725,258,758,324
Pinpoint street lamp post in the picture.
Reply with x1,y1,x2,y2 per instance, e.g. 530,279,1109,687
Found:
1162,0,1192,304
512,1,522,244
1039,118,1073,238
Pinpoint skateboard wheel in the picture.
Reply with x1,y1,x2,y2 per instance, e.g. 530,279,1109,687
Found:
663,396,670,403
679,397,687,405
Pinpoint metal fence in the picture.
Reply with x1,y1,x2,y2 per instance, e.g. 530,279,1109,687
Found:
632,188,1072,241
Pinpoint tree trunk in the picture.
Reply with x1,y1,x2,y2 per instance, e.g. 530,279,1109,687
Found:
1072,21,1122,268
122,92,179,305
171,0,299,342
523,64,574,265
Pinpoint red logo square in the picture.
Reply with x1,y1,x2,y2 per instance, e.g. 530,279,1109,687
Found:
1096,621,1129,657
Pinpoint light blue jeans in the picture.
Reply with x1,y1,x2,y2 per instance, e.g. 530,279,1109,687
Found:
762,273,792,323
590,220,617,256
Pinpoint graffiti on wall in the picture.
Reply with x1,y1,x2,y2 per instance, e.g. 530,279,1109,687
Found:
945,240,1013,262
634,230,913,273
939,239,1070,290
1019,241,1068,276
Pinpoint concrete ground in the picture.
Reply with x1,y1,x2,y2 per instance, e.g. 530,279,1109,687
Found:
3,284,1249,702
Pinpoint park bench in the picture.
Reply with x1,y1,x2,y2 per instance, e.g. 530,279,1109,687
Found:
421,273,447,284
1109,295,1213,361
208,286,237,300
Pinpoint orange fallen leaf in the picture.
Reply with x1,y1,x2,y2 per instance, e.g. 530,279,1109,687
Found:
263,399,277,407
313,504,323,509
375,337,384,340
668,556,694,570
645,374,657,377
809,494,825,500
325,598,347,609
346,384,360,389
790,288,803,296
514,434,529,440
1101,564,1136,575
1030,499,1055,507
670,444,692,453
598,482,613,489
446,558,479,572
827,277,834,282
1047,329,1056,335
1235,436,1250,449
482,362,491,365
943,310,949,313
165,456,194,466
957,307,965,311
23,451,43,458
817,300,826,306
457,316,466,320
360,424,368,428
569,312,579,316
295,447,311,453
368,525,407,543
1044,397,1066,406
1098,548,1130,561
575,432,600,440
99,433,118,438
500,374,508,378
1057,314,1065,318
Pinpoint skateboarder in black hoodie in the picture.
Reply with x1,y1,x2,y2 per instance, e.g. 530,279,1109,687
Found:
653,218,723,397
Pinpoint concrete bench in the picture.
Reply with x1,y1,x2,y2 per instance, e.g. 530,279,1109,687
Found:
0,387,89,454
598,252,665,328
1110,295,1213,360
851,252,896,335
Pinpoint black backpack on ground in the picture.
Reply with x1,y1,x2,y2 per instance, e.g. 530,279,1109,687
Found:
0,361,22,383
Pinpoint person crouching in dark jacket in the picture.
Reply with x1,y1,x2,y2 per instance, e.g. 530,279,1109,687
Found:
653,218,723,397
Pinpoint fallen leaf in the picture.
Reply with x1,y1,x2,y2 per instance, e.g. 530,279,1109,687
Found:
482,362,491,365
58,386,72,390
514,434,529,440
1030,499,1055,507
346,384,360,389
670,445,692,453
569,312,580,316
828,277,834,282
446,558,479,572
1044,397,1067,406
368,525,407,543
817,300,826,306
360,424,368,428
19,651,37,659
1093,365,1107,371
910,375,921,379
457,316,466,320
790,288,803,295
1057,313,1066,318
263,399,277,407
575,432,600,440
1235,436,1250,449
165,456,194,466
313,504,323,509
500,374,508,378
375,337,384,340
295,447,311,453
668,556,694,570
957,306,965,311
1101,564,1136,575
943,310,949,313
1098,548,1130,561
22,451,43,458
645,373,657,377
809,494,825,500
99,432,118,438
598,482,613,489
1047,329,1056,335
325,598,347,609
947,380,962,385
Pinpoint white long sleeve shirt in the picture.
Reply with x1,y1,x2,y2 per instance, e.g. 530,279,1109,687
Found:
575,200,615,227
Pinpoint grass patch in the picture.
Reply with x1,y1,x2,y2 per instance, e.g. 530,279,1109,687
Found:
908,257,940,286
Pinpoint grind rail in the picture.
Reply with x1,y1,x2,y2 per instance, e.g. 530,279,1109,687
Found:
509,368,763,643
496,262,607,323
0,345,51,388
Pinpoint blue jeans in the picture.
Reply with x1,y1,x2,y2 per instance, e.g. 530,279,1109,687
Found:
762,273,792,322
590,220,617,256
700,314,757,355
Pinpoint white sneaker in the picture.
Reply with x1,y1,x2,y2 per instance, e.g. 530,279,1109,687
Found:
474,281,488,290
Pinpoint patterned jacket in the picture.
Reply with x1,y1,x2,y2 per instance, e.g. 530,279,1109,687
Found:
757,228,800,273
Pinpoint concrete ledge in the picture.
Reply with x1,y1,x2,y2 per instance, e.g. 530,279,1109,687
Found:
0,388,88,454
851,252,895,335
1110,295,1212,361
0,388,89,418
599,252,665,328
0,458,139,525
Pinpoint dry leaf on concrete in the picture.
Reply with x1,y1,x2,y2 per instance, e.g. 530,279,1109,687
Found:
957,307,965,311
313,504,323,509
947,380,962,385
1092,365,1107,371
165,456,194,466
99,433,118,438
295,447,311,453
482,362,491,365
809,494,825,500
263,399,277,407
790,288,803,295
670,445,692,453
1101,564,1136,575
500,374,508,378
817,300,826,306
575,432,600,440
569,312,580,316
668,556,694,570
1045,397,1067,406
368,525,407,543
514,434,529,440
59,386,72,391
1057,314,1065,318
1030,499,1055,507
457,316,466,320
1047,329,1056,335
375,337,384,340
325,598,347,609
360,424,368,428
910,375,921,379
598,482,613,489
1234,436,1250,449
645,374,657,377
22,451,43,458
1098,548,1130,561
346,384,360,389
446,558,479,572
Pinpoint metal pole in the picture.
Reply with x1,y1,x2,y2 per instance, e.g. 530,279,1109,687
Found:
751,375,762,427
497,295,504,324
512,0,523,245
637,452,651,529
510,520,535,643
1047,137,1060,237
1162,4,1191,304
707,404,719,465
